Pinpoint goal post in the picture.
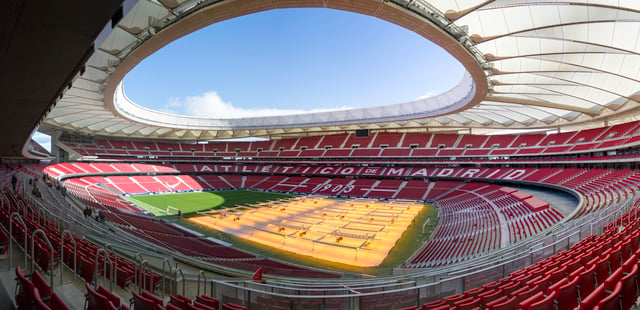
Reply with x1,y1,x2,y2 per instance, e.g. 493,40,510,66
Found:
166,205,181,215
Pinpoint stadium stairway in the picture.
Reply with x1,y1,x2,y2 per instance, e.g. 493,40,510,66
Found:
0,223,227,310
0,171,224,310
0,239,90,309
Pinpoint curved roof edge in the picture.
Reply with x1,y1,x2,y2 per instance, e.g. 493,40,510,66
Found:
113,73,476,130
43,0,489,141
43,0,640,141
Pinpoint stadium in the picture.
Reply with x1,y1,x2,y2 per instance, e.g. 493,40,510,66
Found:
4,0,640,309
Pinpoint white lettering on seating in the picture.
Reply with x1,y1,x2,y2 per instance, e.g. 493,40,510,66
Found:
332,185,343,192
319,167,334,174
340,167,355,175
312,184,326,192
459,169,480,178
485,169,501,178
261,165,273,173
437,168,454,177
410,168,429,177
242,166,253,172
363,168,379,175
281,166,294,173
199,165,213,172
503,169,526,180
386,167,405,176
219,165,232,172
343,184,354,193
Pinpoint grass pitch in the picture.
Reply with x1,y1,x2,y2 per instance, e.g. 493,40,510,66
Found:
181,198,438,275
126,189,438,275
126,190,294,216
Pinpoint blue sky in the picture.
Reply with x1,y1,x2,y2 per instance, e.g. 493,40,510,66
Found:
124,8,465,118
35,8,466,151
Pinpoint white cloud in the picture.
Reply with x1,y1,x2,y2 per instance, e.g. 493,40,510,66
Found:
167,91,352,118
418,91,439,100
32,132,51,152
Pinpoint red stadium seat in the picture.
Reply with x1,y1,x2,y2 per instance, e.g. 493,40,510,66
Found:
453,296,480,310
178,294,193,304
196,295,220,310
167,304,182,310
132,290,162,310
553,277,580,309
498,282,521,296
15,266,35,310
572,264,597,299
85,284,113,310
31,270,51,301
486,296,517,310
422,299,448,309
509,285,537,300
618,264,639,310
49,292,72,310
593,282,622,310
170,294,198,310
194,301,217,310
544,278,567,296
96,285,120,308
580,285,608,309
142,290,164,309
34,288,50,310
591,255,611,287
477,289,502,305
423,305,450,310
517,291,547,310
529,291,556,310
222,303,247,310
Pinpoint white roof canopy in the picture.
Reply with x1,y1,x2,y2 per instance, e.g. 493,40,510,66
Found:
41,0,640,140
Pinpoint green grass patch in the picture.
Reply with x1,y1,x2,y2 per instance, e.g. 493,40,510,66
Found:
126,190,294,216
378,202,438,268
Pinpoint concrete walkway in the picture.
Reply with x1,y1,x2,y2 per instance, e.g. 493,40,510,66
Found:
509,186,579,217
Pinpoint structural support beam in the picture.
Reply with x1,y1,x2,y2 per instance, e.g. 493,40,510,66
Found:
485,95,601,116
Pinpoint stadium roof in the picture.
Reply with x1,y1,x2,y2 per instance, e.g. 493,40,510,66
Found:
0,0,122,158
10,0,640,155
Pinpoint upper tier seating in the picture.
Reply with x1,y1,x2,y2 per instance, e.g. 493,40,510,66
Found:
430,133,460,148
457,134,488,148
65,121,640,161
371,132,403,147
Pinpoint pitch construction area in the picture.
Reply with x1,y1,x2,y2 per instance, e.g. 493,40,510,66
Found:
188,196,425,267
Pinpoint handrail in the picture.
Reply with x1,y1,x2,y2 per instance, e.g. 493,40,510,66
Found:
104,244,118,289
60,230,77,285
9,212,28,270
30,229,55,291
93,248,115,291
18,200,27,221
175,267,185,296
197,270,207,296
162,258,173,298
134,253,144,265
137,259,151,294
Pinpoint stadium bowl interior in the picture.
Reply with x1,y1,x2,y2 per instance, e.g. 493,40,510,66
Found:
3,0,640,309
